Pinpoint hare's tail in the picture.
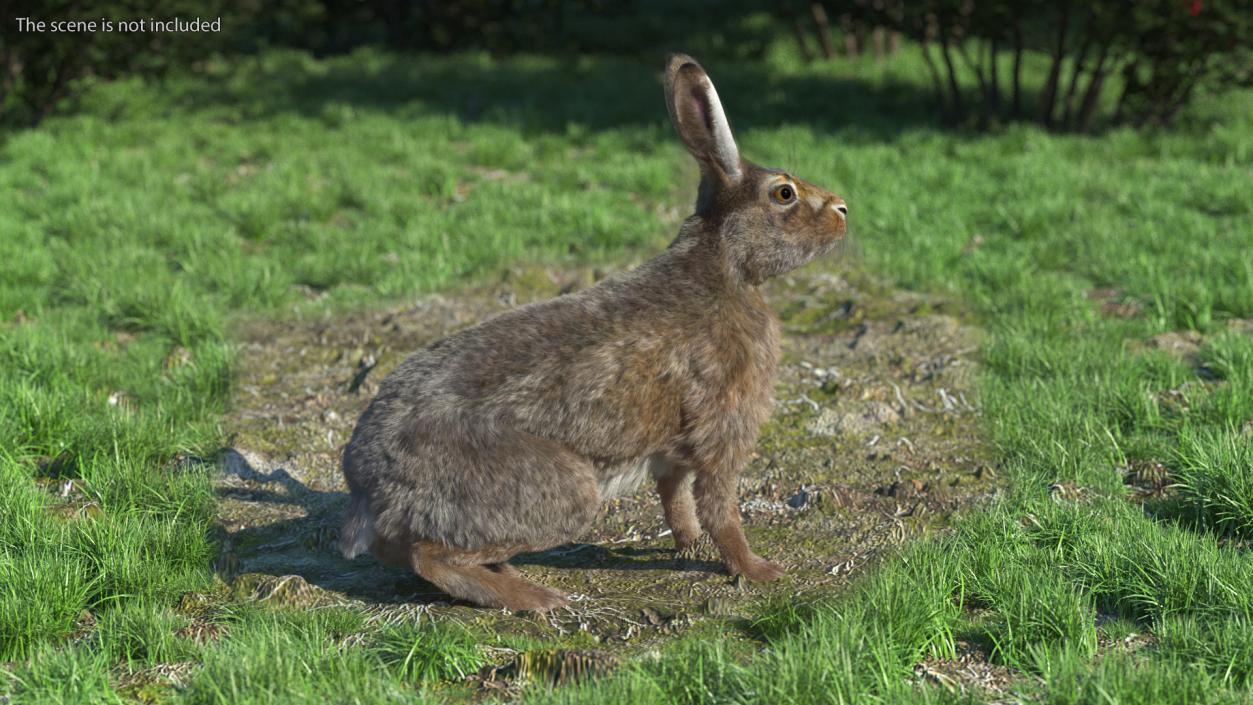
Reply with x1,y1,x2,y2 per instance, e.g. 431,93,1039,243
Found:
338,494,376,560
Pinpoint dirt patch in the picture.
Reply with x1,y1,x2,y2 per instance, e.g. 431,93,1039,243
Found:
913,640,1024,702
214,260,998,653
1085,287,1143,319
1134,318,1253,376
1143,329,1205,361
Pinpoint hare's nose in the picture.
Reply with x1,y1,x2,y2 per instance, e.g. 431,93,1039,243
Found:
831,199,847,218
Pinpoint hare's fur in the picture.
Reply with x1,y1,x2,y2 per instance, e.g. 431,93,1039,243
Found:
340,54,847,610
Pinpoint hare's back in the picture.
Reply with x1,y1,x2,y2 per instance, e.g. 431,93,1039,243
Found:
371,284,688,460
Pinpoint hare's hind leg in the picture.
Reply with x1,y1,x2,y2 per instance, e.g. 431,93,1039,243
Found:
411,542,567,611
488,562,522,578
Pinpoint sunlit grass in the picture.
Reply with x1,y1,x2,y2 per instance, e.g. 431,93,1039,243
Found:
1,33,1250,703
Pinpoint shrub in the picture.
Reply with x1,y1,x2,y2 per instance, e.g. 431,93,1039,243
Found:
1,0,264,125
785,0,1252,130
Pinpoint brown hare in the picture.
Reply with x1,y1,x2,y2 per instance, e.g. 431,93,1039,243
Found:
339,54,847,610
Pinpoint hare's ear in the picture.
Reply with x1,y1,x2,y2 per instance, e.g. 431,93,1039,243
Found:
664,54,742,183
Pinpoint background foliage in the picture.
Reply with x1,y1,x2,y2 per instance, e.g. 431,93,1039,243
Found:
4,1,1249,128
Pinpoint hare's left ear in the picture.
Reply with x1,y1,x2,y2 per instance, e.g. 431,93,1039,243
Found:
664,54,742,184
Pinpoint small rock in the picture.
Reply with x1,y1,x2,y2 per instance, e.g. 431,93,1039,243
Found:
787,484,835,509
806,409,839,436
787,487,813,509
811,366,840,382
808,402,900,437
741,498,787,515
807,409,863,436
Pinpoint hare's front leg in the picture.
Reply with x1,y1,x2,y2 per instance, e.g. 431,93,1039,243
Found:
656,468,701,553
693,471,785,582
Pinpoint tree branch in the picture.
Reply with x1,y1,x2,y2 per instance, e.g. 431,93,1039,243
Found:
1039,1,1072,127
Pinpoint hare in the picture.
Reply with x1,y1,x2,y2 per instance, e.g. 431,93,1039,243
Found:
339,54,847,610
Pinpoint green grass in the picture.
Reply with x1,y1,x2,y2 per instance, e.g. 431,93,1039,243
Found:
2,29,1252,705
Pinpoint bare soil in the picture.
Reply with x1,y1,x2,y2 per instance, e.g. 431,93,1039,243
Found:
211,259,1000,665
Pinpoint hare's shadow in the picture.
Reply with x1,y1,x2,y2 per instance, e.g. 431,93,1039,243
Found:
216,448,720,604
514,543,722,573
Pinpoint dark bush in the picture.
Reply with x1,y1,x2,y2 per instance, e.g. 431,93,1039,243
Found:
882,0,1242,129
787,0,1252,130
185,0,631,57
1111,0,1252,127
0,0,273,125
4,0,1247,129
0,0,632,124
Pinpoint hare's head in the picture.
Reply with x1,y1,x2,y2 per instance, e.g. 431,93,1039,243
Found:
664,54,847,284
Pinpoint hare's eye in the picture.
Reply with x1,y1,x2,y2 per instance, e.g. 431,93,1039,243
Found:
772,184,796,205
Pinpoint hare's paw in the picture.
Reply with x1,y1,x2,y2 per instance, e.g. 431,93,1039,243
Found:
671,529,702,555
736,557,785,582
502,583,569,612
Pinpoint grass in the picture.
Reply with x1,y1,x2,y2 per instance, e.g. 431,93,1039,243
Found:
1,25,1251,705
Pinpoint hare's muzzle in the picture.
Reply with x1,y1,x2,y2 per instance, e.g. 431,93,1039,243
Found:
823,196,848,236
807,189,846,223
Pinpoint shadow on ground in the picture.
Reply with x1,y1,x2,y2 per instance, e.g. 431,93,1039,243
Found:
165,51,946,144
214,447,722,606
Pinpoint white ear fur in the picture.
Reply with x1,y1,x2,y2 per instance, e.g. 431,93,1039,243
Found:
665,55,742,183
698,79,742,181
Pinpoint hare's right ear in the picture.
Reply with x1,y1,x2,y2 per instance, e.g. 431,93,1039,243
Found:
664,54,742,184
